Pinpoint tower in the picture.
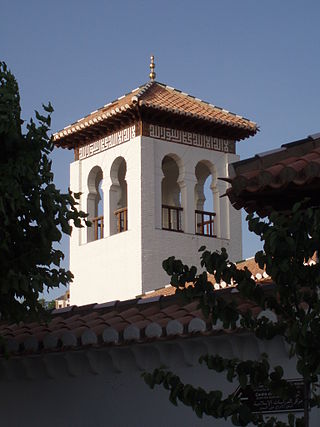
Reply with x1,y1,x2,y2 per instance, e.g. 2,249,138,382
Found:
54,57,257,306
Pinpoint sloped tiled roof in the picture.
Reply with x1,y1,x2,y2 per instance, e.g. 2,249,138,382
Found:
0,257,277,358
225,133,320,215
53,81,257,148
0,287,268,358
138,83,256,131
140,257,271,299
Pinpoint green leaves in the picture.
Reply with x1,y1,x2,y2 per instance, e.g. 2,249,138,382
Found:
143,366,262,425
162,256,197,289
0,62,88,323
144,200,320,426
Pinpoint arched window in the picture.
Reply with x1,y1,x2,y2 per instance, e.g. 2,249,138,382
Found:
195,161,216,237
87,166,104,242
161,155,183,232
109,157,128,235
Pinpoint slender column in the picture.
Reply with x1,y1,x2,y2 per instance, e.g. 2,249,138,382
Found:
180,173,197,234
126,159,141,234
155,165,164,229
101,178,111,237
87,193,97,242
211,184,220,238
216,180,229,239
70,159,83,245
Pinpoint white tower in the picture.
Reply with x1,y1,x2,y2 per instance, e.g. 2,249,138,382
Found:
54,57,257,306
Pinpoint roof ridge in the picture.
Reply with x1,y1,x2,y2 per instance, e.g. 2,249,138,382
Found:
133,80,157,101
53,85,141,138
53,80,257,145
144,81,257,126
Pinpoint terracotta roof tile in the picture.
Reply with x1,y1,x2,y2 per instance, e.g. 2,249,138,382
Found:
99,310,120,320
177,315,195,325
139,257,270,300
236,257,266,277
139,83,256,131
0,280,278,358
226,133,320,215
118,307,140,318
160,304,184,316
141,286,176,298
102,316,128,327
137,305,161,317
53,81,257,148
104,321,129,333
145,312,168,322
124,314,145,324
90,323,110,336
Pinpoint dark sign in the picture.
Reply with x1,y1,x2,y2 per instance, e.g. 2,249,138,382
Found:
235,380,304,414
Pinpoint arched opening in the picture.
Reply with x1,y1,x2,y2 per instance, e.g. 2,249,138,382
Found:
195,161,216,237
161,155,183,232
110,157,128,235
87,166,104,242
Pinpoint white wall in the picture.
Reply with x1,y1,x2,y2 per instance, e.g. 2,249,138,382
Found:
70,136,142,306
69,134,242,305
140,136,242,294
0,334,316,427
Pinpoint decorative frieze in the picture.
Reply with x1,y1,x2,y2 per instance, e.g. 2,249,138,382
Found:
76,122,236,161
146,123,235,154
78,125,136,160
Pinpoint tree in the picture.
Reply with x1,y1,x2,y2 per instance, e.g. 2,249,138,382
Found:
38,299,56,310
143,201,320,427
0,62,88,323
46,300,56,310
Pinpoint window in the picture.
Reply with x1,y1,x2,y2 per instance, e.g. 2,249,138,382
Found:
195,161,216,237
87,166,104,242
161,155,183,232
110,157,128,235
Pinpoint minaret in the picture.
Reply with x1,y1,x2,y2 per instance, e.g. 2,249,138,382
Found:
53,56,257,306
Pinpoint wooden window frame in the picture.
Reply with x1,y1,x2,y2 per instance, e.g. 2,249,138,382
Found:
162,205,183,232
114,207,128,233
195,210,216,237
91,215,104,240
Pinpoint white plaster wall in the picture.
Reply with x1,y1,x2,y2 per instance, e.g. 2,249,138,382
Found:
70,137,142,306
140,137,242,294
69,134,242,305
0,334,317,427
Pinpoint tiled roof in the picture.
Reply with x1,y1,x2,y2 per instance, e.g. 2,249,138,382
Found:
138,83,256,131
0,257,278,358
236,257,269,279
140,258,271,299
0,287,268,358
53,81,257,148
225,133,320,215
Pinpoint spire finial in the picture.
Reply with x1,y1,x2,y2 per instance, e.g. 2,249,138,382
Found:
149,55,156,81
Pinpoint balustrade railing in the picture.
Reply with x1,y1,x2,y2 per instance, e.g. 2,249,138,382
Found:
162,205,183,232
195,210,216,237
91,216,104,240
91,208,215,239
114,207,128,233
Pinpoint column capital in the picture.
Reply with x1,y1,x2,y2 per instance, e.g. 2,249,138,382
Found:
178,172,197,186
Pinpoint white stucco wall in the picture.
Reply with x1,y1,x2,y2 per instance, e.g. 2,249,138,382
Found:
0,334,317,427
70,136,142,306
140,136,242,294
69,134,242,305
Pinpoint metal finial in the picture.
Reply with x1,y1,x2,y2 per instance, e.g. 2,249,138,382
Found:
149,55,156,81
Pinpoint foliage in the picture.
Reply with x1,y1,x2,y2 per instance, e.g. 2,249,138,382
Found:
0,62,88,323
143,201,320,426
46,300,56,310
38,299,56,310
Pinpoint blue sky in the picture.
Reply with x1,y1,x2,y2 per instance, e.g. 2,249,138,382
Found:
2,0,320,299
